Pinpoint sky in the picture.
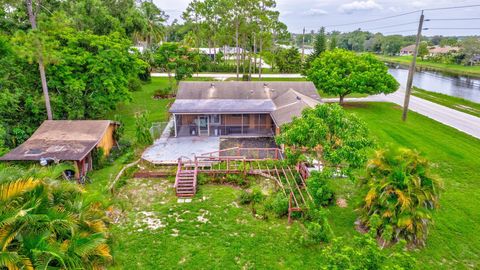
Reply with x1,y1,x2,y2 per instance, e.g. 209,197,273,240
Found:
153,0,480,36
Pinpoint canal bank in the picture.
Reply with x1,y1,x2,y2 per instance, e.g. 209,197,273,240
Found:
388,65,480,103
379,55,480,78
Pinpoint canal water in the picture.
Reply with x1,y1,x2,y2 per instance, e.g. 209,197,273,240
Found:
388,65,480,103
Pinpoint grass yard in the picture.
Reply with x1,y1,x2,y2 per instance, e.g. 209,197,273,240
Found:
412,87,480,117
86,78,479,269
341,102,480,269
377,55,480,77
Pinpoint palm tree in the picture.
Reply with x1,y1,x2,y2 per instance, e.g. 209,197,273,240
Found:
358,147,442,247
136,2,168,48
0,165,112,269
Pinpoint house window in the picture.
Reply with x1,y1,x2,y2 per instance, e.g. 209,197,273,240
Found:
210,114,220,124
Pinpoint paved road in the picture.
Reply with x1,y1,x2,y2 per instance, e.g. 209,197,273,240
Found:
324,89,480,140
151,72,304,79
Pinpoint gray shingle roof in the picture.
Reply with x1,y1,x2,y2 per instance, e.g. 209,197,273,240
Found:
170,81,321,126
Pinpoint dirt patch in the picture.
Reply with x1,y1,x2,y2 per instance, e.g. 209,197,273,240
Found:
220,137,278,159
336,198,348,208
153,94,176,99
118,178,172,208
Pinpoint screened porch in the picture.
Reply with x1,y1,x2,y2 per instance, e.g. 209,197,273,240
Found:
174,114,275,137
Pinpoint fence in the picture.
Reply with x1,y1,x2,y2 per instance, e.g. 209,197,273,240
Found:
149,122,169,141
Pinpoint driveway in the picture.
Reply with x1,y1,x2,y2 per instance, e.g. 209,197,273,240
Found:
323,89,480,140
142,136,220,164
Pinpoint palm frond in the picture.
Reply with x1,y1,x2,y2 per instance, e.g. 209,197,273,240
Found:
0,178,40,201
0,251,33,270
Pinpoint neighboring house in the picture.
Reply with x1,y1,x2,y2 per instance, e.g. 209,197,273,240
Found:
0,120,118,178
400,45,416,56
169,81,321,137
197,46,248,60
469,55,480,65
428,45,460,56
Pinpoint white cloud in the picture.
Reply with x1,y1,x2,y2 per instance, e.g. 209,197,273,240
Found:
411,1,428,8
303,8,329,16
338,0,383,14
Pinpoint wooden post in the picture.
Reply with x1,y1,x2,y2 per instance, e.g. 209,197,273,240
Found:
288,192,293,224
402,10,425,121
243,157,246,178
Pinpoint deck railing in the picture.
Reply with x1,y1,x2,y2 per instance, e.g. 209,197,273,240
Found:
200,147,282,160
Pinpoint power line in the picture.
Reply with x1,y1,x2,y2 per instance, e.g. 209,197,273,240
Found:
429,18,480,21
381,29,418,35
323,4,480,29
425,27,480,30
323,10,420,28
423,4,480,11
365,21,418,31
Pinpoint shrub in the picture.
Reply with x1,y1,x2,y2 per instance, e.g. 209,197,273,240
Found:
307,171,335,207
239,190,253,205
135,111,153,145
270,192,289,217
128,77,143,92
321,233,416,269
154,86,173,97
92,147,106,169
301,208,333,245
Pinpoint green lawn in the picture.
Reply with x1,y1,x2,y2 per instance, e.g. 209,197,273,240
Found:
377,55,480,77
412,87,480,117
341,102,480,269
87,79,480,269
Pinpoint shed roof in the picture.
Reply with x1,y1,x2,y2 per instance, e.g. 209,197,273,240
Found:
0,120,115,162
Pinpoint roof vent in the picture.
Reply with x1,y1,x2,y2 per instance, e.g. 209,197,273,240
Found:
210,83,215,87
263,83,268,87
296,96,301,101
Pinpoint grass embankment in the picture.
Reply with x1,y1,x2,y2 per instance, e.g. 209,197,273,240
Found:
88,78,479,269
377,55,480,77
412,87,480,117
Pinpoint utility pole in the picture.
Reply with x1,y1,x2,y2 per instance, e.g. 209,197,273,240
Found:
26,0,53,120
402,10,425,121
301,27,305,62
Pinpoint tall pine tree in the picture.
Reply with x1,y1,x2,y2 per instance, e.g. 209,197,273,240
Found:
303,27,327,72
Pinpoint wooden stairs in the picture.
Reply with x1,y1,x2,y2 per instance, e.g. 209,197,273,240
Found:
174,158,198,197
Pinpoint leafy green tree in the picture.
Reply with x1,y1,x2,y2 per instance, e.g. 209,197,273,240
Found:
276,104,374,178
307,171,335,206
460,37,480,65
274,47,302,73
135,111,153,145
418,41,429,60
358,147,442,247
0,164,112,269
307,49,399,104
381,35,404,56
154,42,196,89
329,33,338,50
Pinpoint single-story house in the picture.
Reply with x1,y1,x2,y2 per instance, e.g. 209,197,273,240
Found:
169,81,321,137
400,45,416,56
428,45,460,56
0,120,118,178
